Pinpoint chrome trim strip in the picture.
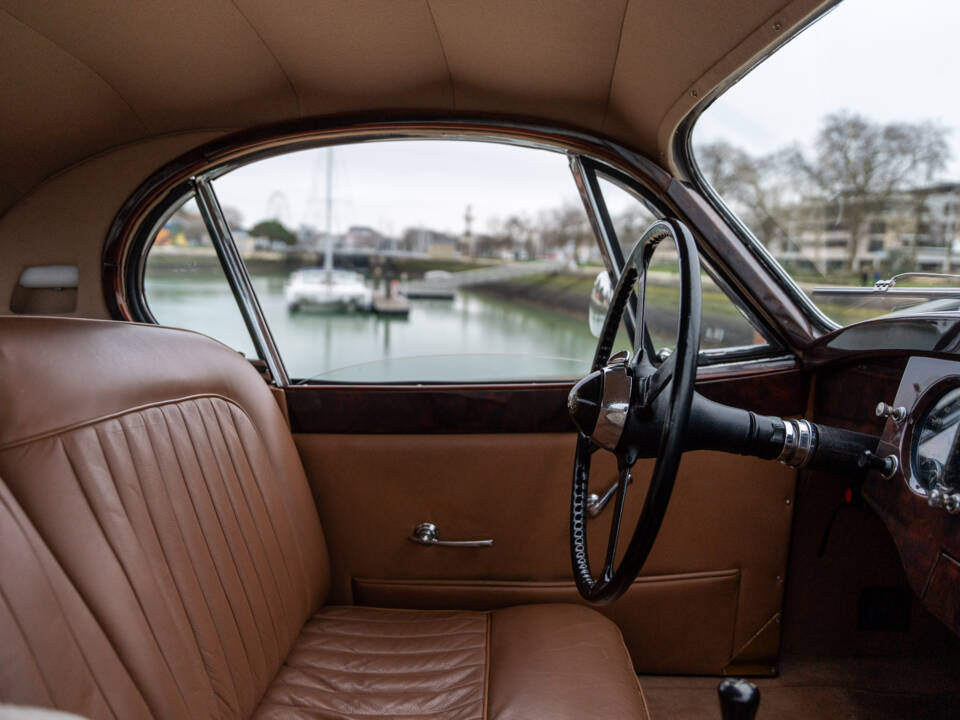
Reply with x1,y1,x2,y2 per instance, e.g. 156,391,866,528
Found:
777,418,815,468
193,178,290,386
696,354,799,378
569,154,640,341
570,154,620,277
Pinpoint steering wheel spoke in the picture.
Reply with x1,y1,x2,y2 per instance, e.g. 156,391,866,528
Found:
642,351,676,405
600,461,632,582
631,273,648,364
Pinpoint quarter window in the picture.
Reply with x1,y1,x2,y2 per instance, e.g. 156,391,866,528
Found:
596,176,768,353
144,196,256,358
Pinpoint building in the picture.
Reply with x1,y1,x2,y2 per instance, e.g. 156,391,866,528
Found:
343,226,387,251
770,183,960,273
402,227,460,256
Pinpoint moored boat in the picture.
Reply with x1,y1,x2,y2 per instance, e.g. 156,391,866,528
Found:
285,268,373,312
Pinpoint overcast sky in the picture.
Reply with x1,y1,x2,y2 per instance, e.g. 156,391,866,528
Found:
214,0,958,237
695,0,959,171
214,140,583,237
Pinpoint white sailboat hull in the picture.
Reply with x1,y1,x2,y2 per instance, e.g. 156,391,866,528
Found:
285,269,373,312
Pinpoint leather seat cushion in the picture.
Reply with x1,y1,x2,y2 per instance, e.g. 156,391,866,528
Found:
254,604,649,720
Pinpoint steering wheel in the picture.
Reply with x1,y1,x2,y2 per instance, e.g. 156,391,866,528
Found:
567,218,702,604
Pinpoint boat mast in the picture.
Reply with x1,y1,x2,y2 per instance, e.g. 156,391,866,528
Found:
324,147,334,278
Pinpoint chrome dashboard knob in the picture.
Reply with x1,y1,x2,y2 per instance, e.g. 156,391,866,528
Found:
875,402,907,423
945,493,960,515
928,485,946,509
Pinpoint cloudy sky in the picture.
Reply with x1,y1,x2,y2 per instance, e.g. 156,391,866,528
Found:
214,0,958,237
695,0,959,170
213,139,583,238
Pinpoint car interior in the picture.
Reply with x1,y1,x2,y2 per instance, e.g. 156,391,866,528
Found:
2,1,959,719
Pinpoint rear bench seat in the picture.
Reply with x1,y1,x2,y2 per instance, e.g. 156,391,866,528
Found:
0,317,649,719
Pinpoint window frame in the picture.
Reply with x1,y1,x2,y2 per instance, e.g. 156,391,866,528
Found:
108,120,792,386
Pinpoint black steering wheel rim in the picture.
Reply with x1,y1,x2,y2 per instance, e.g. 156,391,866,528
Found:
570,218,702,604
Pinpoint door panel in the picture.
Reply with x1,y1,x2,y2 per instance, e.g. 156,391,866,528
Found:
295,432,797,675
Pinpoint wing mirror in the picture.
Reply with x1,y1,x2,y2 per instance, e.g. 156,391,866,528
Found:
589,271,614,338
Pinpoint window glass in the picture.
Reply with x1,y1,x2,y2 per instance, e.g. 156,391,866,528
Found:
694,0,960,326
143,196,256,357
208,140,610,382
598,177,768,353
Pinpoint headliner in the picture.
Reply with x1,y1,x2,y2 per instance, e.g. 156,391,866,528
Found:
0,0,827,218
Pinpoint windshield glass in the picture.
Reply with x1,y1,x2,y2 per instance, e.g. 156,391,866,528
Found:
693,0,960,326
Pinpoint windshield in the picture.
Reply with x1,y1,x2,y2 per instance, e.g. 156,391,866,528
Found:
692,0,959,326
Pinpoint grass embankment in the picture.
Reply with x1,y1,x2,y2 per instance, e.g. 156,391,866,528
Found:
469,270,762,348
483,267,882,330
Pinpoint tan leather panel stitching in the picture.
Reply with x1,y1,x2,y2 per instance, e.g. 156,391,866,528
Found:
255,606,488,719
0,393,238,452
1,395,323,719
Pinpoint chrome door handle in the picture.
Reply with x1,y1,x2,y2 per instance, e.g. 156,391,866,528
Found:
409,522,493,548
586,474,633,517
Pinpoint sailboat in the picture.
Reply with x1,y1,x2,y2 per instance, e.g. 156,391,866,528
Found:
284,148,373,313
285,267,373,312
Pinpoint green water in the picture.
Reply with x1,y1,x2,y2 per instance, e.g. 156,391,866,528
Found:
145,272,611,382
144,266,766,382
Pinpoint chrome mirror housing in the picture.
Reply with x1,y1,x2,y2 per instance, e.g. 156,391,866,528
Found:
589,271,614,338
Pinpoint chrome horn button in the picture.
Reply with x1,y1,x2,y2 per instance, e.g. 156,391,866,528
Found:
594,365,633,450
568,362,634,451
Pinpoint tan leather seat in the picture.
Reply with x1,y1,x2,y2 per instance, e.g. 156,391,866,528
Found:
0,317,648,719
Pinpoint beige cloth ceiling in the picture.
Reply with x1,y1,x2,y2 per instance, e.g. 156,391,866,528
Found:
0,0,827,219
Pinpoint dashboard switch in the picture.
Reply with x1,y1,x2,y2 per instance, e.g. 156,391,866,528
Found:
928,485,946,509
927,484,960,514
875,402,907,423
945,494,960,515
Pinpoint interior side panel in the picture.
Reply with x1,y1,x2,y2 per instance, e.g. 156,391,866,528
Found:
296,433,796,674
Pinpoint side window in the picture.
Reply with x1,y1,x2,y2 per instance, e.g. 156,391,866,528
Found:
143,196,256,357
187,140,604,382
140,142,777,380
597,176,769,353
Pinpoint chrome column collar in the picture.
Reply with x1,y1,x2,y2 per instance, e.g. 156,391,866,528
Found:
778,419,816,469
591,364,633,451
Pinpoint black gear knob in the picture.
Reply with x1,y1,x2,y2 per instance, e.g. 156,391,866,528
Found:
718,678,759,720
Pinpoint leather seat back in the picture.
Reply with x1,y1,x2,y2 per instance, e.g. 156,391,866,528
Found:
0,317,330,719
0,479,151,718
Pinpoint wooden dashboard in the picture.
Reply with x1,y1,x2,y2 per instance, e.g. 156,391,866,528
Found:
866,356,960,635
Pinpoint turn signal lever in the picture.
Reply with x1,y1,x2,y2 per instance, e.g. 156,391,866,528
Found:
686,394,887,475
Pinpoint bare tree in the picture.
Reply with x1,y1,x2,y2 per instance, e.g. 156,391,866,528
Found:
789,111,950,270
536,203,594,254
606,202,656,255
697,140,797,251
500,215,537,258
